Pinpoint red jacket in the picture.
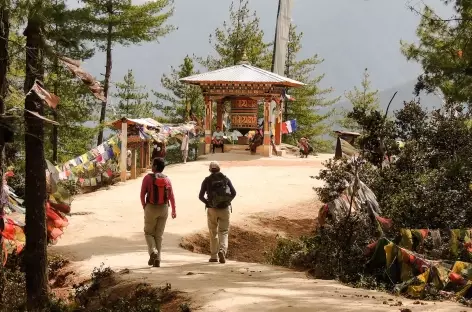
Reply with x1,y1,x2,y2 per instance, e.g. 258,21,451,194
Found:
140,173,176,210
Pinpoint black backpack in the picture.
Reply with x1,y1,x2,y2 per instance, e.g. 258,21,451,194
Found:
207,173,233,208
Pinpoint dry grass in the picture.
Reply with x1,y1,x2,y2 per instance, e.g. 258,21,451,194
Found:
180,200,320,263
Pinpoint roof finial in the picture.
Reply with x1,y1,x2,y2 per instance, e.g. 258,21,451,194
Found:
238,49,250,65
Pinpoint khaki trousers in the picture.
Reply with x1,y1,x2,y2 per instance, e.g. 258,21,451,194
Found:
181,149,188,162
144,203,168,260
207,207,230,259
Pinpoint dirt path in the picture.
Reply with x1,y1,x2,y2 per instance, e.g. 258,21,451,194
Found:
52,154,469,311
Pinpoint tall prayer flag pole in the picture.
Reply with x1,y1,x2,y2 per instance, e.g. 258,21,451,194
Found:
271,0,293,146
272,0,292,75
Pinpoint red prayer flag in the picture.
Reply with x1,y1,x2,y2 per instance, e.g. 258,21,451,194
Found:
25,109,60,125
59,57,106,102
281,122,288,134
29,81,60,109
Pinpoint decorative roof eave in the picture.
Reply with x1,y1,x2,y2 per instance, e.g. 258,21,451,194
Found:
200,83,286,97
185,80,303,88
180,64,305,88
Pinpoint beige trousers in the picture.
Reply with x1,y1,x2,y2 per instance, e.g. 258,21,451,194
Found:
181,149,188,162
144,203,168,260
207,207,230,259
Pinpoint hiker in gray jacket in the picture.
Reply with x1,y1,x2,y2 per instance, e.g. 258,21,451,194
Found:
198,161,236,263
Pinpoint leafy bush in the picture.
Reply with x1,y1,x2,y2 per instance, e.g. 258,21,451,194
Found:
268,213,379,283
164,140,200,166
0,253,71,312
320,100,472,233
266,237,305,267
373,101,472,230
270,100,472,285
0,260,182,312
0,256,26,312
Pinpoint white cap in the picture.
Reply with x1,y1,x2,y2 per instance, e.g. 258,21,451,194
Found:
209,161,220,171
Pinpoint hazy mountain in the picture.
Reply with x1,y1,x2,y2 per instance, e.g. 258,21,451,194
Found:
337,79,444,113
378,82,444,113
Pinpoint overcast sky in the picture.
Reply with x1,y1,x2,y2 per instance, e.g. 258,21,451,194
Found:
80,0,452,99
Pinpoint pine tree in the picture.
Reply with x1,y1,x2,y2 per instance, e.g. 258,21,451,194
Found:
113,69,154,119
197,0,271,70
0,1,10,302
23,0,48,309
3,14,27,198
340,68,380,131
401,2,472,105
43,0,96,163
78,0,175,145
284,25,339,151
155,55,204,123
44,80,98,163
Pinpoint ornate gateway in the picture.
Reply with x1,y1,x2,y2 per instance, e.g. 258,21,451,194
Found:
230,97,258,129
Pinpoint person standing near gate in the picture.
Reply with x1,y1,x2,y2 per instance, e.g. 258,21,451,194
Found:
140,158,177,267
181,131,189,163
198,161,236,263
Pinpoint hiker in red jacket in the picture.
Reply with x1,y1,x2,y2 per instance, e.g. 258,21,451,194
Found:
140,158,176,267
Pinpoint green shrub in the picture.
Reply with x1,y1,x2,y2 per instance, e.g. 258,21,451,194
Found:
268,216,377,283
266,237,305,267
274,100,472,287
164,140,199,166
0,260,176,312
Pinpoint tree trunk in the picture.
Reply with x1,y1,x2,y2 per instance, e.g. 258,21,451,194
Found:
52,56,58,163
97,3,113,145
52,12,59,163
52,107,58,162
0,5,10,304
23,15,48,311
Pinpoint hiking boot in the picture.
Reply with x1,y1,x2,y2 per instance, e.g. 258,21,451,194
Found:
153,260,160,268
209,258,218,263
148,252,158,266
218,250,226,264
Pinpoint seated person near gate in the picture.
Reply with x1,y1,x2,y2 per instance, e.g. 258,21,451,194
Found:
212,126,225,153
249,129,263,154
298,137,312,158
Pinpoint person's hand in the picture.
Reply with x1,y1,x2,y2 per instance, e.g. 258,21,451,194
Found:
172,210,177,219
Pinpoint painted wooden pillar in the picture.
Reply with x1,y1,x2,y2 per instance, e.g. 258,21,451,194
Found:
263,99,272,157
140,142,144,173
120,119,128,182
275,98,283,145
130,148,137,179
204,97,213,154
216,100,224,130
146,141,151,169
